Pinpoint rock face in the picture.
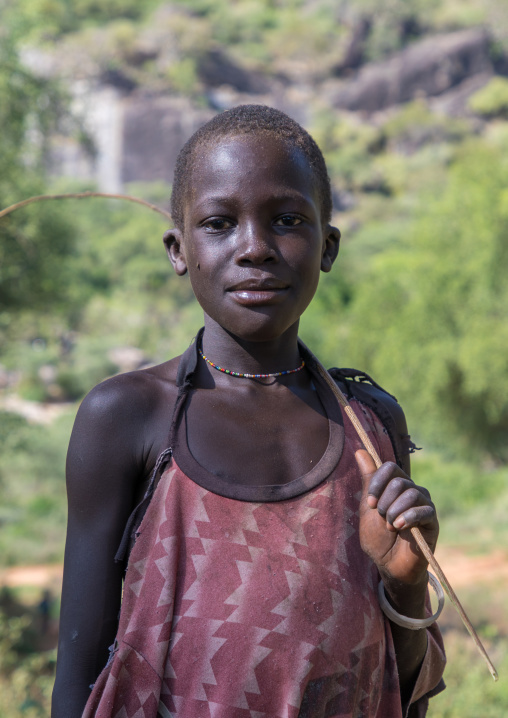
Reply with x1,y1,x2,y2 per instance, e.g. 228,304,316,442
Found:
334,17,372,74
330,29,494,113
49,89,214,192
45,23,504,193
121,95,214,185
197,49,270,94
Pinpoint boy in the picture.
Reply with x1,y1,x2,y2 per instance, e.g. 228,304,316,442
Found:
53,105,445,718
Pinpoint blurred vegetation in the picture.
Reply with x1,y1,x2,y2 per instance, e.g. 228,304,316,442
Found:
0,34,77,323
0,411,72,565
1,0,161,42
1,0,508,715
431,630,508,717
0,589,56,717
469,76,508,118
343,138,508,461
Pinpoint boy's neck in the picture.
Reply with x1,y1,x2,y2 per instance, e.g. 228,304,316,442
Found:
201,317,302,377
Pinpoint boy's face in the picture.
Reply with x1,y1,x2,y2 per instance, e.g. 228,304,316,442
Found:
165,133,340,342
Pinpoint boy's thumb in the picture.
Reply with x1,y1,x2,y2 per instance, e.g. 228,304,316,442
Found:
355,449,378,500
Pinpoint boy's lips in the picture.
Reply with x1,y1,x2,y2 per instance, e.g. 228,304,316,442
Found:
226,278,289,306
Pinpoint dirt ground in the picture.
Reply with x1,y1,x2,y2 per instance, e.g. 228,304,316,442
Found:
434,547,508,588
1,549,506,657
0,563,64,589
1,547,507,590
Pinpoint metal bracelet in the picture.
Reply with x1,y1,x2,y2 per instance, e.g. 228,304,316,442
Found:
378,572,445,630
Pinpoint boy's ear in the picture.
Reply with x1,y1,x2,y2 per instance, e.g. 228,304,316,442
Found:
321,225,341,273
163,228,188,276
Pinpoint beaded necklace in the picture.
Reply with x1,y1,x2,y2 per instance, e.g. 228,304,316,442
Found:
199,349,305,379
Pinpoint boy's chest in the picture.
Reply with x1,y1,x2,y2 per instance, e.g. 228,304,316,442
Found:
184,384,330,486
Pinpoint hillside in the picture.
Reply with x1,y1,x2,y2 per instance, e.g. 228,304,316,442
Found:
15,1,508,197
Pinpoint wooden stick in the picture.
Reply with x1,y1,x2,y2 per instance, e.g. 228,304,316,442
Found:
316,363,499,682
0,192,172,221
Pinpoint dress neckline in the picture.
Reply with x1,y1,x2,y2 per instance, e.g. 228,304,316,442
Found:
170,332,345,502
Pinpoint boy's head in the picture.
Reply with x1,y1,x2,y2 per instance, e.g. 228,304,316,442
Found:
170,104,332,231
164,104,340,342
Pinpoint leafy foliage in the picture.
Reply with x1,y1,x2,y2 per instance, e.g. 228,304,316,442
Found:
469,76,508,118
431,630,508,717
0,411,71,565
0,37,78,324
1,0,160,41
1,180,201,401
342,138,508,461
0,597,55,717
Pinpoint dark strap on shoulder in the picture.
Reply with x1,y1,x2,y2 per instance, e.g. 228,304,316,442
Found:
114,447,173,565
115,330,204,567
328,367,420,475
175,327,203,390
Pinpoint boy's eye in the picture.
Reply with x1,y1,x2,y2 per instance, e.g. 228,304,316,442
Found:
201,218,234,231
274,215,303,227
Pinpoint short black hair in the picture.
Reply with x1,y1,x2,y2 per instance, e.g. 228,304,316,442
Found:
170,104,332,230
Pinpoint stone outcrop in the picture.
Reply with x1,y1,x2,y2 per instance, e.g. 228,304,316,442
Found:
197,49,270,94
330,28,494,113
121,95,214,185
334,17,372,74
42,20,507,193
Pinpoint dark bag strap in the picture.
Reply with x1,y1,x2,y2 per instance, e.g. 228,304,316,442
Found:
328,367,420,476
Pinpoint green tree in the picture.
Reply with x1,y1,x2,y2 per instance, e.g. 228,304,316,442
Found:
0,35,76,326
469,77,508,119
346,139,508,461
0,0,160,40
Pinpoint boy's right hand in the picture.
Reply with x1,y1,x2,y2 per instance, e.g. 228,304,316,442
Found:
356,449,438,587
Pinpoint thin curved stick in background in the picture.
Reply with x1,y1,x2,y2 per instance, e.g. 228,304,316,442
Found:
0,192,172,221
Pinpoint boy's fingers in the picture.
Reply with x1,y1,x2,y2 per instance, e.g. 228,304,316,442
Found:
376,479,418,518
355,449,379,508
355,451,413,511
383,488,433,526
392,504,436,531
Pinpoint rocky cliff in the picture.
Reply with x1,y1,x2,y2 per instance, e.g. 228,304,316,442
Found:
22,3,507,194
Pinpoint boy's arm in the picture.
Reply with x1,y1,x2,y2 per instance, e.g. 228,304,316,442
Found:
51,371,176,718
329,369,445,710
356,450,445,713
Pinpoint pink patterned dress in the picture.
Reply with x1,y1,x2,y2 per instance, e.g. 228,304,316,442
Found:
82,345,445,718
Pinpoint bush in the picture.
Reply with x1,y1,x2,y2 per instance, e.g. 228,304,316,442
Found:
0,410,72,565
430,630,508,717
0,605,54,718
344,140,508,461
469,76,508,119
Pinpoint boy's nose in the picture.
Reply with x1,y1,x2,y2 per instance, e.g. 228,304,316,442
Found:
236,223,278,264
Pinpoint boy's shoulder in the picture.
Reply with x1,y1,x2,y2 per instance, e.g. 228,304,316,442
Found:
328,366,417,474
78,355,182,425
